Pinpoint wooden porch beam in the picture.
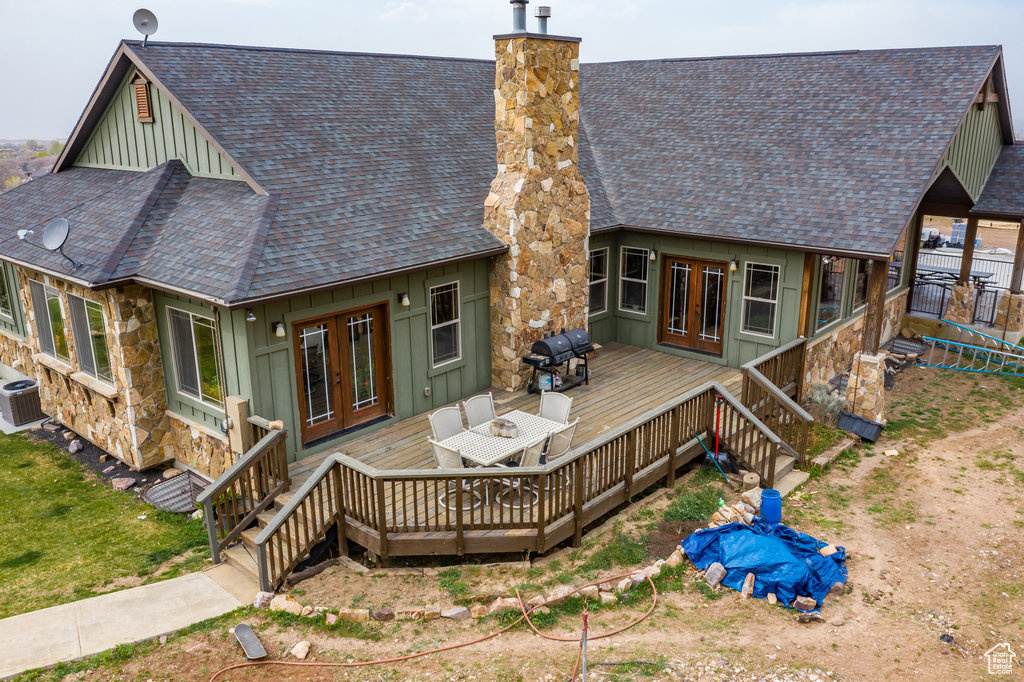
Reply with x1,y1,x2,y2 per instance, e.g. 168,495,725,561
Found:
1011,221,1024,294
957,216,980,286
904,212,924,313
861,259,888,356
797,252,815,338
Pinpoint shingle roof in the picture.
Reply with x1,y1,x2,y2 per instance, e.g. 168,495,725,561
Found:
0,41,1006,303
971,142,1024,218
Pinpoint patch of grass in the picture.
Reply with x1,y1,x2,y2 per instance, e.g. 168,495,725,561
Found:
437,567,469,599
0,433,208,618
695,581,724,600
663,483,720,522
806,422,845,458
577,532,647,575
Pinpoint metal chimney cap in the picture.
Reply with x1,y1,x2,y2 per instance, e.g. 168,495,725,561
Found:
510,0,528,5
535,5,551,17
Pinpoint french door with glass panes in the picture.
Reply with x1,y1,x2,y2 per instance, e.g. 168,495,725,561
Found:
294,304,391,444
658,257,727,356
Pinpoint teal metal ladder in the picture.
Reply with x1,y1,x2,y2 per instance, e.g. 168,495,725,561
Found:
918,319,1024,377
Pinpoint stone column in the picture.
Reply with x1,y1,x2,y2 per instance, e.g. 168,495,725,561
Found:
994,290,1024,332
944,283,975,324
483,32,591,391
844,352,886,424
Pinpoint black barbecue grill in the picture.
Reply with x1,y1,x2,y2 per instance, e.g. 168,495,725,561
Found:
522,328,595,394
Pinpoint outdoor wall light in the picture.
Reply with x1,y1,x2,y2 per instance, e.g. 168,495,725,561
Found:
648,250,657,261
729,259,739,272
272,321,286,338
245,308,256,323
398,292,411,307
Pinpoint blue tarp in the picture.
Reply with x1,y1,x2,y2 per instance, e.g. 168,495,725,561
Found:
682,518,847,611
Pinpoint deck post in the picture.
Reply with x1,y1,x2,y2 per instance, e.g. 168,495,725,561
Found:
666,405,680,487
536,472,547,552
332,466,348,557
203,498,221,564
623,428,637,502
454,476,465,556
1011,220,1024,294
374,478,389,565
956,216,980,285
572,459,584,547
862,259,889,356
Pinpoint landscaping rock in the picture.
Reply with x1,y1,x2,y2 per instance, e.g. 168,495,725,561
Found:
42,422,60,432
704,562,726,588
792,596,817,611
489,597,520,615
616,577,632,593
579,585,600,600
372,607,394,622
741,573,756,598
665,549,685,568
526,594,546,610
159,635,167,645
642,565,661,579
325,613,338,626
767,593,778,605
829,582,845,599
599,591,617,605
111,477,135,491
797,612,824,623
68,440,84,453
883,449,899,457
269,595,303,616
741,488,762,512
300,605,315,617
163,468,183,479
545,584,576,605
290,640,310,659
598,580,617,591
830,616,845,627
336,608,369,623
252,591,275,609
395,607,424,620
470,604,488,618
532,606,550,615
819,544,838,557
62,430,76,441
742,472,760,491
191,508,204,521
102,465,115,474
424,605,441,621
98,454,108,463
442,606,470,620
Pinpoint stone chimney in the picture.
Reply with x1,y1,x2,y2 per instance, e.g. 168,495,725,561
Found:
483,5,591,391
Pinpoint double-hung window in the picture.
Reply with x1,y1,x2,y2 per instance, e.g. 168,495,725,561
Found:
588,248,608,315
67,295,113,382
815,256,846,332
0,271,13,319
619,247,649,314
167,307,223,407
28,281,69,362
741,262,780,337
430,282,461,367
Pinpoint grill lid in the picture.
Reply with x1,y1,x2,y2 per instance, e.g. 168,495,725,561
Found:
530,333,572,358
562,328,592,351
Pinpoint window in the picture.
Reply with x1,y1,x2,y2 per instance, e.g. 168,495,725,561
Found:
430,282,460,367
167,307,222,406
815,256,846,332
132,74,153,123
28,281,69,361
741,262,780,337
618,247,649,314
68,295,113,383
588,248,608,315
853,259,869,309
0,271,13,319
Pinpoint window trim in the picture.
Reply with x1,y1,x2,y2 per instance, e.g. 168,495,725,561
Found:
30,280,70,363
67,294,114,384
588,247,609,317
814,256,847,334
740,261,781,339
617,246,650,315
165,305,224,409
0,268,14,321
429,281,462,369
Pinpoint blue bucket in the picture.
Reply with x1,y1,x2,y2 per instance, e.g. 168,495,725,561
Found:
761,488,782,524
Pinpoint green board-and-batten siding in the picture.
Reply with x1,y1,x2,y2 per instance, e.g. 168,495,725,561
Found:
587,232,806,368
932,99,1004,201
0,261,28,339
73,72,241,181
243,259,492,462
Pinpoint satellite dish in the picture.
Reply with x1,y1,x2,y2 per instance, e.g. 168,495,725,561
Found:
41,218,70,252
133,8,158,46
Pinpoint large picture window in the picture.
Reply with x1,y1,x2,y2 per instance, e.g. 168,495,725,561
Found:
588,248,608,315
815,256,846,332
28,281,69,362
430,282,460,367
167,307,222,407
618,247,649,314
68,295,113,383
741,262,780,337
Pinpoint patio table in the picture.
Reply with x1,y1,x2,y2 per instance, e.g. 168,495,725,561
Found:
916,264,994,286
439,409,564,467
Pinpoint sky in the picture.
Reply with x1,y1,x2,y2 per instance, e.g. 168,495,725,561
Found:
2,0,1024,140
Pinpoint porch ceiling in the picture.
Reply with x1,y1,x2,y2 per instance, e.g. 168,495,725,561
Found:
289,343,741,485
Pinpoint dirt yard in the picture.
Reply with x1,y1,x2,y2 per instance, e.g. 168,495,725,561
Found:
923,215,1020,251
25,367,1024,682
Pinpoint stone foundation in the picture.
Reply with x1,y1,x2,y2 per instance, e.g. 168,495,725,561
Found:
483,34,590,391
943,284,975,325
994,291,1024,332
844,352,886,423
164,412,233,479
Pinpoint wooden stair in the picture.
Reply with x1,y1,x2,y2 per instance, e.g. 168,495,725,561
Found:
222,491,300,585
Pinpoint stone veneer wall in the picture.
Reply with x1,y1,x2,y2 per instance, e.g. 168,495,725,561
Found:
166,412,233,479
994,291,1024,332
483,35,591,391
943,284,975,325
803,289,909,391
0,267,232,476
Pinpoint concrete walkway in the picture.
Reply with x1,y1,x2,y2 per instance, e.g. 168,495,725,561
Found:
0,566,254,679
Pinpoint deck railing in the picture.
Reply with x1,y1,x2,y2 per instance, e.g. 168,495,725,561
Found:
251,381,782,591
196,417,289,564
740,338,813,462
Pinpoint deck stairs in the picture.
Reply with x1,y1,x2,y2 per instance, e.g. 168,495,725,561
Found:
918,319,1024,377
222,489,306,585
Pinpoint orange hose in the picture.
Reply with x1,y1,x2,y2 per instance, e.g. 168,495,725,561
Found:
207,568,659,682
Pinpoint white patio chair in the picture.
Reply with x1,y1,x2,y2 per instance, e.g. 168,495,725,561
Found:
429,438,481,511
429,405,464,441
538,391,572,424
496,436,548,508
462,393,496,429
542,418,579,464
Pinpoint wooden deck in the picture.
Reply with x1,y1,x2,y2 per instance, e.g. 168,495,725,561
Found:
290,343,740,484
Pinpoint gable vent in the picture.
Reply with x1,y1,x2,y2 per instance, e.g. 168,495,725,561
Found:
132,74,154,123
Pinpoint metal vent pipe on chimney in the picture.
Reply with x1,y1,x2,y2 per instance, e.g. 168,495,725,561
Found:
535,6,551,34
511,0,528,32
